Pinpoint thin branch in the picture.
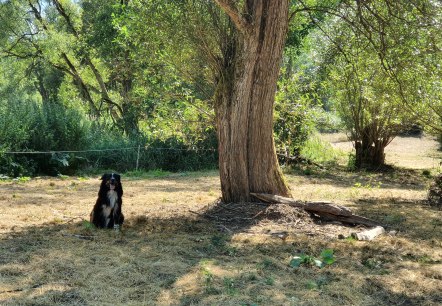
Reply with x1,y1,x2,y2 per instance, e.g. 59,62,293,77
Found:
52,0,79,36
52,0,118,115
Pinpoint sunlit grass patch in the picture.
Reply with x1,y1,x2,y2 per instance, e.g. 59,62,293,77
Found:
300,135,348,166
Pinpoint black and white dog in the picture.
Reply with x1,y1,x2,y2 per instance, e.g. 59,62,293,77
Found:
90,173,124,230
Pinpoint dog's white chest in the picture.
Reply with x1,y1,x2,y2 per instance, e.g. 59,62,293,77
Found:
107,190,118,209
101,190,118,227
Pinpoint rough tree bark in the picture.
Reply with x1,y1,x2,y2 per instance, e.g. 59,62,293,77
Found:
214,1,291,202
354,124,390,169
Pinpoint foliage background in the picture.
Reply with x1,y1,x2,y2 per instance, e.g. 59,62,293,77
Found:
0,0,440,176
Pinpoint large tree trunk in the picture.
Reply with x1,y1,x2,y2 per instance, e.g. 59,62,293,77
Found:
215,1,291,202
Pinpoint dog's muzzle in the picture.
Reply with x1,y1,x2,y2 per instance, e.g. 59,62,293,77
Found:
110,174,116,190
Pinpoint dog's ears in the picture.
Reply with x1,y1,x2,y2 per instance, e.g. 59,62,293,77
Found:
100,174,107,180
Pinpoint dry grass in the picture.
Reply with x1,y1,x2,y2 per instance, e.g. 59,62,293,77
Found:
1,137,442,306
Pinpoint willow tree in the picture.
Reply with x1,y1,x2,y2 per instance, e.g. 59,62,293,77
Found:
210,1,292,202
311,0,441,169
134,0,314,202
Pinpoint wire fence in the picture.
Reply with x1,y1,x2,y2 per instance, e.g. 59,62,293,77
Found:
1,145,219,176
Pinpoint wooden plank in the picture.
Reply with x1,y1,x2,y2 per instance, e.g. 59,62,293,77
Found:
251,193,353,216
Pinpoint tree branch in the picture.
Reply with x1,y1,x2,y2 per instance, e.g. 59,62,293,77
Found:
52,0,79,36
213,0,249,33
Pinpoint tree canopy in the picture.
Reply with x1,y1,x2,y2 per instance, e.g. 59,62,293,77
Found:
0,0,440,178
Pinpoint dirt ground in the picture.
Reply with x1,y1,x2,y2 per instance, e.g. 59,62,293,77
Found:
0,136,441,305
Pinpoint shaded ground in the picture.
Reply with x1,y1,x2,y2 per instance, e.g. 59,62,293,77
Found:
1,136,442,305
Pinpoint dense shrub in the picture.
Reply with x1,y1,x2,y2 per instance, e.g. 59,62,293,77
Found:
142,133,218,172
0,99,90,176
0,77,217,176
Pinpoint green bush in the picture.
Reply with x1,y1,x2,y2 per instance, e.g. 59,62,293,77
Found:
0,95,218,176
0,99,91,176
143,134,218,172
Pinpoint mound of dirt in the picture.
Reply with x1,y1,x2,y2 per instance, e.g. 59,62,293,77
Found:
198,200,315,231
195,199,361,239
261,204,312,224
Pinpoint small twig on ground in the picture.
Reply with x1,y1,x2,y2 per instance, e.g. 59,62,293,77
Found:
252,210,265,219
216,224,233,233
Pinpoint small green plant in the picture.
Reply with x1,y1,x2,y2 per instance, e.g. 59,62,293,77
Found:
422,169,431,177
350,179,383,197
58,174,69,180
201,267,217,294
352,179,382,191
264,277,275,286
345,236,357,243
211,234,227,248
363,258,382,269
305,280,319,290
259,258,276,270
417,255,435,264
223,277,237,295
347,153,357,171
290,249,336,269
305,275,332,290
14,176,31,183
51,218,64,224
431,218,442,229
246,273,258,282
82,220,95,230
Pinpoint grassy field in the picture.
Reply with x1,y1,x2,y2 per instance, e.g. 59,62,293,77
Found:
1,136,441,305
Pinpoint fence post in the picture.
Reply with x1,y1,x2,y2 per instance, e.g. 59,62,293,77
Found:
136,144,141,171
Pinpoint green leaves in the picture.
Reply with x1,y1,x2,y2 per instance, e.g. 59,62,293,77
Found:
290,249,336,269
320,249,336,266
289,255,306,268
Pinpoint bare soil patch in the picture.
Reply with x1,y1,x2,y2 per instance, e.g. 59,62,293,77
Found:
1,138,442,305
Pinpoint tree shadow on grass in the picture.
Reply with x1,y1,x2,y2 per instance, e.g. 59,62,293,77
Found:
351,197,442,243
0,207,317,305
291,165,431,191
1,202,441,305
0,216,220,305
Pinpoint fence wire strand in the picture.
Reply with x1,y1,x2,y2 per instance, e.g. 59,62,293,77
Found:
2,146,217,154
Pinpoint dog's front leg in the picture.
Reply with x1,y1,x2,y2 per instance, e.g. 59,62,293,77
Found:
113,205,121,231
